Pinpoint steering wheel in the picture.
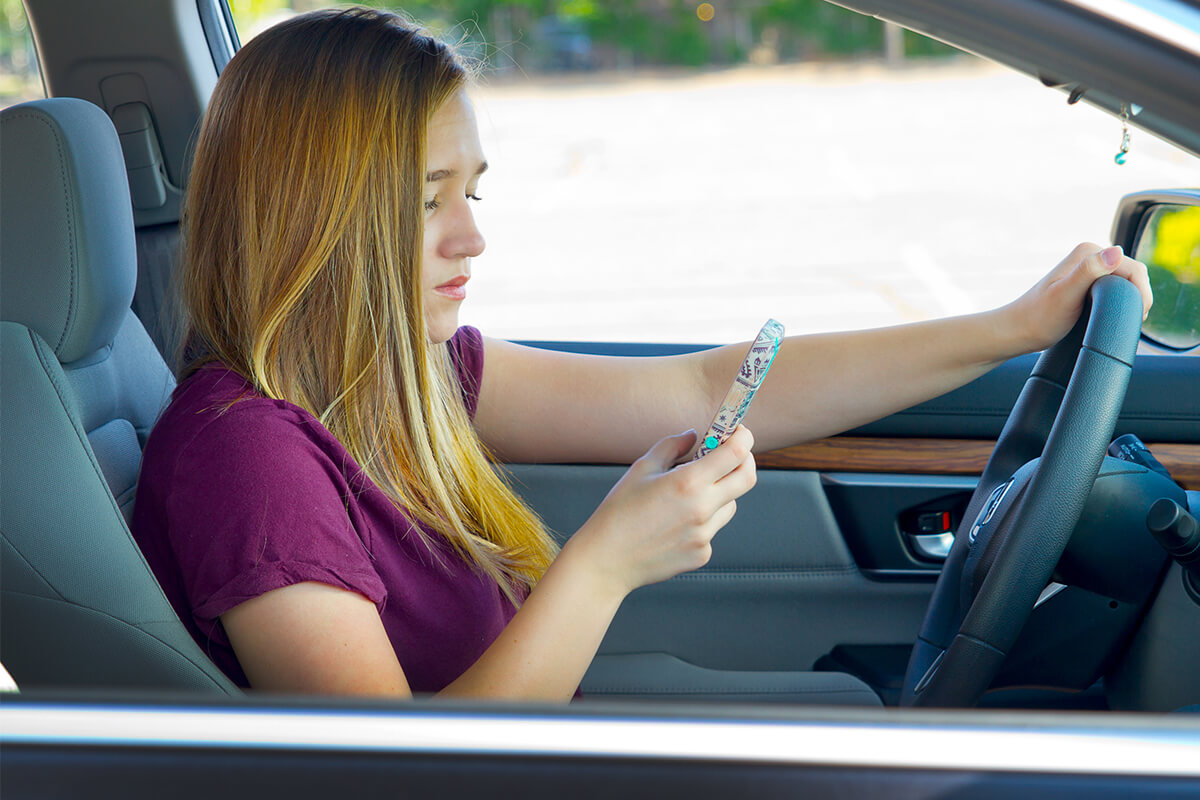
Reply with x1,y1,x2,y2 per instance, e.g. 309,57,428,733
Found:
900,275,1144,707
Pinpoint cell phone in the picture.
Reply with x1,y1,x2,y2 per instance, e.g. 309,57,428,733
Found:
693,319,785,460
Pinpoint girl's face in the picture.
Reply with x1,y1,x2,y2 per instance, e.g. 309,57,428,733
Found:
422,90,487,344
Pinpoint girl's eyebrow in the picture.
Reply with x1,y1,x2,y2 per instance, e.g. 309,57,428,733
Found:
425,162,489,183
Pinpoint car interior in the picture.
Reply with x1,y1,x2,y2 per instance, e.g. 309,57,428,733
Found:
2,0,1199,721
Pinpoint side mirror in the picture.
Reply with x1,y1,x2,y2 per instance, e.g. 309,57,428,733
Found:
1112,190,1200,352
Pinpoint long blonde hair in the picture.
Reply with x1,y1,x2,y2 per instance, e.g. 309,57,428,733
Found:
179,7,556,602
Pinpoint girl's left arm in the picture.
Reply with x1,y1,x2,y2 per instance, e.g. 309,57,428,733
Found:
472,243,1151,464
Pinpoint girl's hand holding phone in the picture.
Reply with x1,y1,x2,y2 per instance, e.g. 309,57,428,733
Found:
568,425,757,599
561,319,779,602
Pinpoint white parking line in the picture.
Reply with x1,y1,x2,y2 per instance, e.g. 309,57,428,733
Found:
899,243,978,316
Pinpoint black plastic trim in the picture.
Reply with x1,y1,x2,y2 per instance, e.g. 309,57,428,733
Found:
518,340,711,357
219,0,240,52
196,0,238,73
860,568,940,582
829,0,1200,158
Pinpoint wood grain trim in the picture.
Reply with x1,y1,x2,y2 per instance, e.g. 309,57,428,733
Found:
1150,443,1200,491
757,437,1199,490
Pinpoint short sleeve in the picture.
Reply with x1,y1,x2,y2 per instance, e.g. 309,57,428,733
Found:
447,325,485,419
164,403,387,643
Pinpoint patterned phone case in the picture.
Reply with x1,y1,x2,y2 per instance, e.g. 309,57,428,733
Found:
693,318,785,460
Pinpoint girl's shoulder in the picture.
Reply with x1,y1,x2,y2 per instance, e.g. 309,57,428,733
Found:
143,363,354,496
183,362,336,433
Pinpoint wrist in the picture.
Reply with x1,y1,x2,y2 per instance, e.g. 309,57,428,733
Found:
554,532,632,607
982,304,1039,363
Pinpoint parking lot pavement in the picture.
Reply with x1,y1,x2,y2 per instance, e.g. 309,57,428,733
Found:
459,59,1200,344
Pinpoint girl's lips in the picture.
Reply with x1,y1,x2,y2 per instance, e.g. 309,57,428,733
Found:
434,275,468,301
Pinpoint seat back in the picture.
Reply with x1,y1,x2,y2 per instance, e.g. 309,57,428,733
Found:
1,98,237,693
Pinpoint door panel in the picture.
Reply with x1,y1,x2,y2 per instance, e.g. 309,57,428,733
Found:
506,465,934,683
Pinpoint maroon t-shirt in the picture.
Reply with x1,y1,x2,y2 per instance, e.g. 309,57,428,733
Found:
130,326,515,692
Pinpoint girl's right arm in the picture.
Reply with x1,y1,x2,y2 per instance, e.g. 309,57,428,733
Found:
221,426,756,699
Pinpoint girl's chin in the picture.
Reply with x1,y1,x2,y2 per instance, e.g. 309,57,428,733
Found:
426,313,460,345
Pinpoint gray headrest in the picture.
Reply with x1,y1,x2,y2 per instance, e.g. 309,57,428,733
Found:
1,98,137,364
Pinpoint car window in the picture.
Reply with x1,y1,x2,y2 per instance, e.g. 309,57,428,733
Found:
233,3,1200,346
0,0,44,107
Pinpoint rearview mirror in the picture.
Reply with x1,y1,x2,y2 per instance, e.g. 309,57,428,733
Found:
1112,191,1200,352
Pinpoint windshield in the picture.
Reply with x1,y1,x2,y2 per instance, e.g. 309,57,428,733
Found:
1064,0,1200,55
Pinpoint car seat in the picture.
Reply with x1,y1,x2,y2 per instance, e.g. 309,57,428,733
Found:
0,97,237,693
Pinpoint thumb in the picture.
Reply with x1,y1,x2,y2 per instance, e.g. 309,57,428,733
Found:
1087,245,1154,320
1056,245,1123,300
1084,245,1124,280
639,429,698,472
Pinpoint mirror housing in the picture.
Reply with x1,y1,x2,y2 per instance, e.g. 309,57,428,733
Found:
1111,190,1200,352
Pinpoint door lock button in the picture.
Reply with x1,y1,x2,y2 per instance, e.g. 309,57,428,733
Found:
916,510,953,534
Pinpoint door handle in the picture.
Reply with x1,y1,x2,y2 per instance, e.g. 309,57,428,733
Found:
907,531,955,561
903,508,957,562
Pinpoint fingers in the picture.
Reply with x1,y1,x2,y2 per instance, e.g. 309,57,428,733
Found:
1108,252,1154,320
706,499,738,538
638,429,698,473
1053,241,1104,278
687,500,737,570
1056,244,1154,321
662,425,755,518
713,447,757,502
1076,245,1154,320
1072,245,1120,285
685,425,755,482
642,425,754,536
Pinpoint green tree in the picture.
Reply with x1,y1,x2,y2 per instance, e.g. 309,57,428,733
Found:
0,0,41,106
226,1,959,69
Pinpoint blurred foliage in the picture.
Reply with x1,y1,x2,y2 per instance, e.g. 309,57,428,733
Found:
1150,206,1200,281
1,0,964,107
0,0,43,106
754,0,953,57
1137,205,1200,350
228,0,961,69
